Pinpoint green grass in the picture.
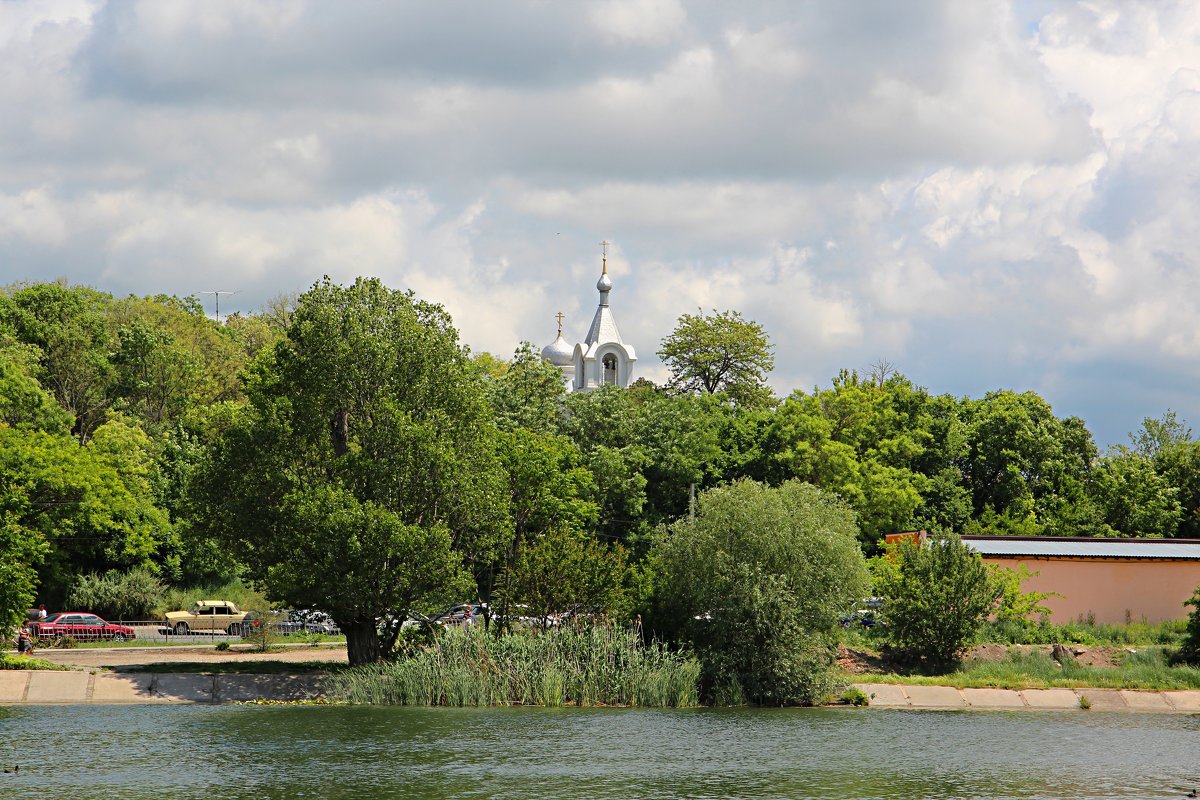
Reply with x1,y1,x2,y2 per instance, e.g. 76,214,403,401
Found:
329,624,701,708
0,654,71,671
857,647,1200,691
978,618,1188,647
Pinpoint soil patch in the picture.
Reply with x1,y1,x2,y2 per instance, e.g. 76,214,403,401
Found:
837,643,1127,674
31,645,348,671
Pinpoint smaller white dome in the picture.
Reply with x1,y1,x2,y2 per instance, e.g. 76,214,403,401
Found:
596,271,612,293
541,334,574,367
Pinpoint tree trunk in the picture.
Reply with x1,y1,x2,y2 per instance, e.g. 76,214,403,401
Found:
342,618,382,665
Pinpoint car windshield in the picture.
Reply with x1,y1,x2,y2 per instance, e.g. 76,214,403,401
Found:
41,614,64,623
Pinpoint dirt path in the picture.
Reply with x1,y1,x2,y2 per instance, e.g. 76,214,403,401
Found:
32,644,349,671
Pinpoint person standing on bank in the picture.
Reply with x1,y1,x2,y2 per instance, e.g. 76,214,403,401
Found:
16,624,33,655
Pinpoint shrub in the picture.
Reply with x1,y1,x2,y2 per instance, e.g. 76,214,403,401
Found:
66,567,164,620
876,533,1001,671
652,480,869,705
1180,586,1200,665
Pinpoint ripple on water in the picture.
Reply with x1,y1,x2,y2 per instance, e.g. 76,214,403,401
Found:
0,705,1197,799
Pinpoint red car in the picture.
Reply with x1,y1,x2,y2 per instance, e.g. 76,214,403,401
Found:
31,613,137,643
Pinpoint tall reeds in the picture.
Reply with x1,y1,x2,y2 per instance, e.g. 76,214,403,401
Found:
329,623,700,707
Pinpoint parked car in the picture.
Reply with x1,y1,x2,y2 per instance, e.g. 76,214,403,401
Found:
30,613,136,643
163,600,250,635
273,610,341,636
434,603,486,627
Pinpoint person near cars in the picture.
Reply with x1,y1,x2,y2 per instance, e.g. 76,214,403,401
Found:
36,605,47,620
463,605,474,630
16,624,33,655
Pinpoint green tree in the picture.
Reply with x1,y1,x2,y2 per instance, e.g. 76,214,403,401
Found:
876,533,1001,669
653,480,868,705
1130,410,1191,458
192,277,509,665
486,428,598,623
2,283,117,442
487,342,566,434
658,309,775,407
959,391,1098,536
1180,585,1200,665
1089,448,1181,537
500,526,629,630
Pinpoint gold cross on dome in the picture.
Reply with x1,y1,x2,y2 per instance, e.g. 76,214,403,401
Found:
555,311,564,337
600,240,609,273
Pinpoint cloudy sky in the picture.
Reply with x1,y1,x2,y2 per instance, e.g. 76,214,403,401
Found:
4,1,1200,446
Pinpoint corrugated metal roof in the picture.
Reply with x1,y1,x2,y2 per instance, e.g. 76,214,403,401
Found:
962,536,1200,560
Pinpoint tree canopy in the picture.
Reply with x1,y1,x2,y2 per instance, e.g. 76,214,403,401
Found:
192,277,509,664
653,479,868,705
657,309,775,407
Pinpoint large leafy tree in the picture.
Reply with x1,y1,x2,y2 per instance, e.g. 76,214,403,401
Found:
658,309,775,407
500,526,629,630
653,479,868,705
959,391,1098,536
2,283,117,443
192,277,509,664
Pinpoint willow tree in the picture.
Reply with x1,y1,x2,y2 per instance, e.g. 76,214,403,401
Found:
653,479,868,705
193,278,509,664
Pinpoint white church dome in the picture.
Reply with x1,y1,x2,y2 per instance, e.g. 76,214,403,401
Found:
541,333,574,367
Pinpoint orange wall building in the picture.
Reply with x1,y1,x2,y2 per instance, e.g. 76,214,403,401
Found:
962,536,1200,624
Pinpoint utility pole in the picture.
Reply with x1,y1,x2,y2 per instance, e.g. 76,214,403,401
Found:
199,290,238,325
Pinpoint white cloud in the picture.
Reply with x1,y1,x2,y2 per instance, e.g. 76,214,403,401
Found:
5,0,1200,444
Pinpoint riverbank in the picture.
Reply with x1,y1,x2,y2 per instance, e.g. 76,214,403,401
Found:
853,682,1200,711
3,668,1200,711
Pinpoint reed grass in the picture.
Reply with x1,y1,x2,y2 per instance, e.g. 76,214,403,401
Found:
329,624,701,708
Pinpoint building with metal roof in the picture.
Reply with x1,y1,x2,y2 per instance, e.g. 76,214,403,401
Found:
960,535,1200,624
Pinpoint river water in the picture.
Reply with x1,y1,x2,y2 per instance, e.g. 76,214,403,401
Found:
1,704,1197,799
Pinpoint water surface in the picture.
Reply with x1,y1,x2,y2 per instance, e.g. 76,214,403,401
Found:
1,704,1197,799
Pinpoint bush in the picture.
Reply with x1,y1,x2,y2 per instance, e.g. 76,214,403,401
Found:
66,567,164,619
876,533,1001,671
652,480,869,705
1180,586,1200,665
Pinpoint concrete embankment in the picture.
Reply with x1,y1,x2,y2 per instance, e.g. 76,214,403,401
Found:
5,670,1200,709
854,682,1200,712
0,670,325,704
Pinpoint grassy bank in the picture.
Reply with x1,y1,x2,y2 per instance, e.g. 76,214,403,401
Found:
0,654,70,671
329,625,700,708
858,647,1200,691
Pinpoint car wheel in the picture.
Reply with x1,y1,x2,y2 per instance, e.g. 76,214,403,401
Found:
112,632,127,642
227,623,243,636
173,622,190,635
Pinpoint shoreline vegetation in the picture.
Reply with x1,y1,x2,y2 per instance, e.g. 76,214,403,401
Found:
851,647,1200,692
328,625,701,708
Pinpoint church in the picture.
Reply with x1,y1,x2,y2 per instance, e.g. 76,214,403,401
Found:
540,244,637,391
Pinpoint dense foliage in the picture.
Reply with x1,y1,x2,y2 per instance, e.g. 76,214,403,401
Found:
653,480,869,704
3,277,1200,673
875,533,1002,669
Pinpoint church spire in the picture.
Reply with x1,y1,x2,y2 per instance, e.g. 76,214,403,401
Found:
596,240,613,306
